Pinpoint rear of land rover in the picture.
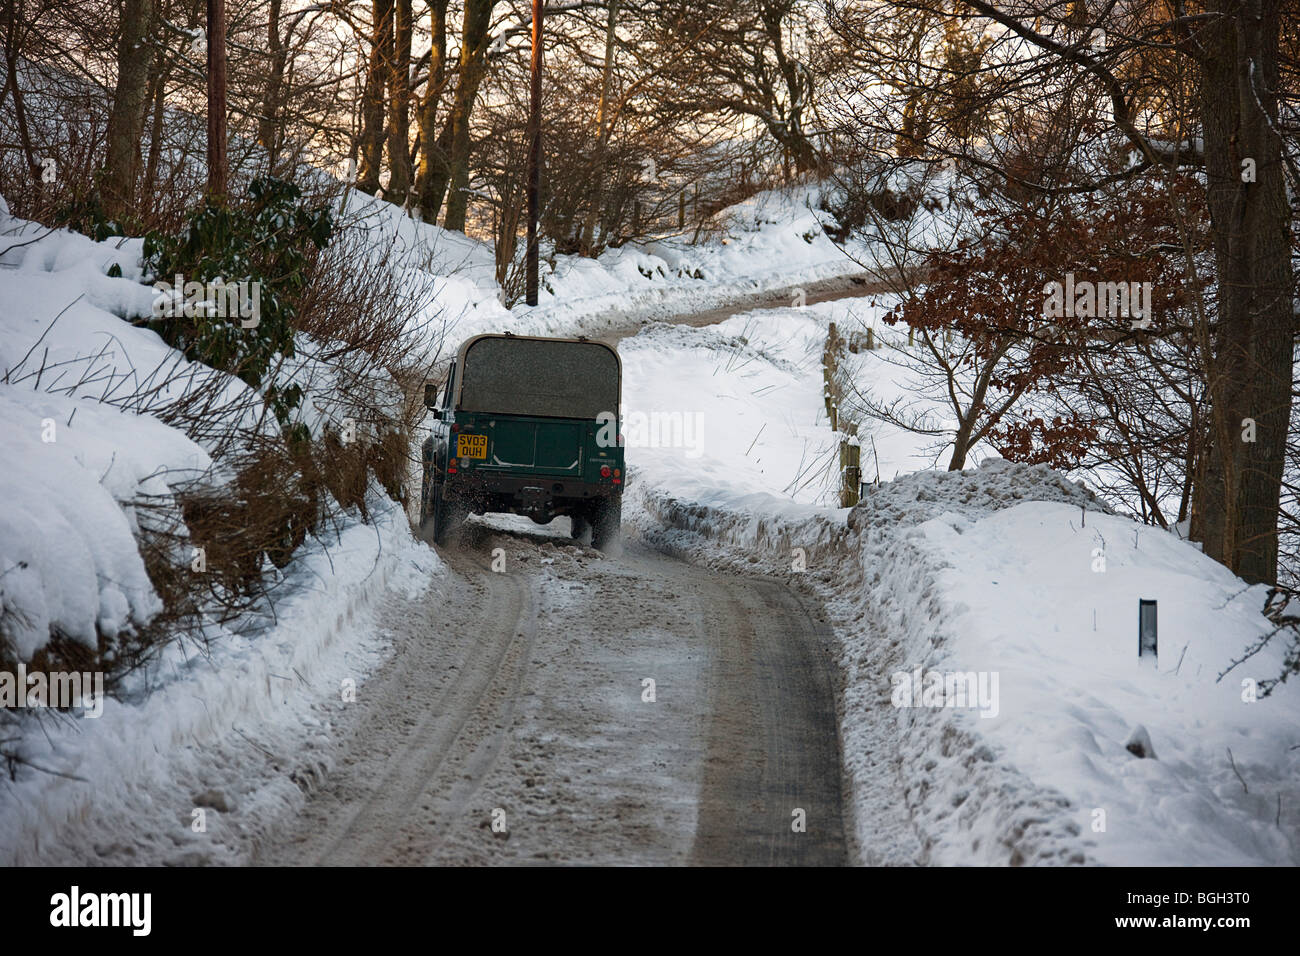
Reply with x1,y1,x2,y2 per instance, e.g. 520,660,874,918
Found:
426,335,624,527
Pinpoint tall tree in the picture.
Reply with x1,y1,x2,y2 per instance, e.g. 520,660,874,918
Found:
677,0,822,174
357,0,393,195
579,0,619,252
102,0,156,214
258,0,287,171
206,0,228,201
386,0,413,204
440,0,496,231
414,0,450,220
1190,0,1294,584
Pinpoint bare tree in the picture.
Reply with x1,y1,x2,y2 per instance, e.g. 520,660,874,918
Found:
826,0,1297,585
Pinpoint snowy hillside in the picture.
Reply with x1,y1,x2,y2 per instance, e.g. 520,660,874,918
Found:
339,183,870,343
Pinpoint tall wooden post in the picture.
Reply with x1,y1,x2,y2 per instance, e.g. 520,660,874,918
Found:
207,0,228,202
525,0,543,306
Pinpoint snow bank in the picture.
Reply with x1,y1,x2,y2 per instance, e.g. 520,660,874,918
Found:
0,198,443,863
0,494,436,865
912,488,1300,865
0,211,225,662
839,462,1108,865
617,306,851,563
0,388,208,660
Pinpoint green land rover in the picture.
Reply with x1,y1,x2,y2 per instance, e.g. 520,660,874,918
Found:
419,333,625,550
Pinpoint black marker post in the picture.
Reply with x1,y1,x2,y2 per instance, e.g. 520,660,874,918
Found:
1138,599,1158,662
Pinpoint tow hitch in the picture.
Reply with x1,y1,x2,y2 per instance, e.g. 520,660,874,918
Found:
519,485,551,520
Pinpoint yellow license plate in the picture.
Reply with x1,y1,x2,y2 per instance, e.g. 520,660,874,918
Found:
457,434,488,459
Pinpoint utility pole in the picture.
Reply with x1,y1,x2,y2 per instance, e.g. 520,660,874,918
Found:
207,0,228,202
525,0,543,306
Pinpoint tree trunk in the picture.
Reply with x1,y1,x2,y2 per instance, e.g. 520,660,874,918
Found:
422,124,455,223
102,0,155,215
764,2,816,173
357,0,393,195
142,46,167,212
257,0,285,172
414,0,449,222
948,420,974,471
387,0,413,205
206,0,228,201
440,0,496,232
525,0,542,305
1190,0,1293,586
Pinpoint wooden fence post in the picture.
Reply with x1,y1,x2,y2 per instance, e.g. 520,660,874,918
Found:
840,424,861,508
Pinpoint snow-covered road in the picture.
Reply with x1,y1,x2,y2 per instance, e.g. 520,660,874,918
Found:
252,516,852,865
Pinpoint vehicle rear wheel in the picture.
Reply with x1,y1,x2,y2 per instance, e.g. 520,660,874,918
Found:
418,472,432,529
569,513,591,541
431,484,468,547
590,496,621,552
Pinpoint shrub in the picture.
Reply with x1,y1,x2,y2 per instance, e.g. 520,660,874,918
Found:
139,177,333,432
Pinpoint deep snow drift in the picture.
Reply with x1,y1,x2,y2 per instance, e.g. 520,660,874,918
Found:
0,197,440,863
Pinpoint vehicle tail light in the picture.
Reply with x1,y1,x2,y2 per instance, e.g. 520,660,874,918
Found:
600,465,611,478
613,469,621,477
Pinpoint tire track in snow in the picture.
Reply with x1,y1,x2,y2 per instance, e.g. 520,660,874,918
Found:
254,545,536,865
255,516,851,865
691,577,847,865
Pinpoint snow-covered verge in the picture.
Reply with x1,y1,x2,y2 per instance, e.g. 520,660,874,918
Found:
0,198,445,863
0,387,205,660
893,480,1299,865
618,303,1300,866
0,206,217,666
1,499,435,865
